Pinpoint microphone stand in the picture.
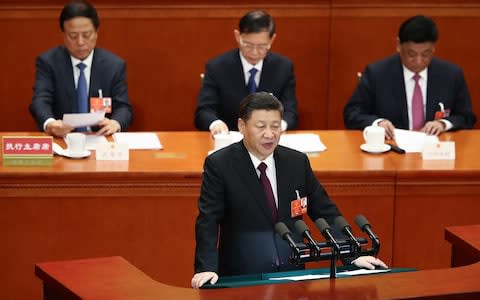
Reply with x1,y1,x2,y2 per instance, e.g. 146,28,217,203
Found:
329,246,337,278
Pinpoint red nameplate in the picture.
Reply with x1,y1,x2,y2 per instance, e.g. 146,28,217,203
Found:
2,136,53,157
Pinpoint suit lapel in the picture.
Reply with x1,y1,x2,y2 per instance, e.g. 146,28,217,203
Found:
89,49,102,98
60,47,77,112
258,53,272,91
231,49,249,94
426,59,440,121
273,147,293,222
392,56,410,129
233,143,277,223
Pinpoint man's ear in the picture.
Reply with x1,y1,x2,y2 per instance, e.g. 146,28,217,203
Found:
238,118,245,134
234,29,241,44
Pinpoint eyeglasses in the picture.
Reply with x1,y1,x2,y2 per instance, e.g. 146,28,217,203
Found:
239,37,271,53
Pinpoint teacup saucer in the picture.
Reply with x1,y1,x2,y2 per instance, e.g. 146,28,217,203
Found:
360,143,391,154
63,149,91,159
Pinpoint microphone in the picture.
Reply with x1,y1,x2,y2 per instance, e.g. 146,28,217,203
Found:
354,214,380,248
335,216,361,249
314,218,341,252
274,222,301,256
294,219,320,252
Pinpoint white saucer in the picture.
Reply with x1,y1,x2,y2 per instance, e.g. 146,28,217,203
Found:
360,143,391,154
63,149,91,159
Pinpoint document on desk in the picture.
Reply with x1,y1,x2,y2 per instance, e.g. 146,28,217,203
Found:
62,111,105,128
112,132,163,150
279,133,326,153
269,268,391,281
394,129,438,153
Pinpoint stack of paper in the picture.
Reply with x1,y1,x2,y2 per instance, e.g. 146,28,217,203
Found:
62,111,105,127
279,133,326,153
394,129,438,153
113,132,162,150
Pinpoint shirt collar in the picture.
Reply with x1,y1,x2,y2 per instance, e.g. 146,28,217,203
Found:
248,151,275,171
239,51,264,74
70,49,95,69
402,65,428,82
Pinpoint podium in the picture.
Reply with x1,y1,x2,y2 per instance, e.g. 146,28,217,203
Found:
35,225,480,300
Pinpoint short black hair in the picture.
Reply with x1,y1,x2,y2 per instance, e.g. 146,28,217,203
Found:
239,92,284,121
59,0,100,31
238,10,276,37
398,15,438,44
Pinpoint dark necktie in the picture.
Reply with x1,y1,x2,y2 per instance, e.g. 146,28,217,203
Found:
76,62,88,113
76,62,88,132
412,73,425,130
247,68,258,94
258,162,278,221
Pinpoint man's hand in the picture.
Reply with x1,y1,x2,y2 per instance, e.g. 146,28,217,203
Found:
96,118,120,136
377,120,395,140
422,120,445,136
46,120,74,137
191,271,219,289
210,121,229,136
352,256,388,270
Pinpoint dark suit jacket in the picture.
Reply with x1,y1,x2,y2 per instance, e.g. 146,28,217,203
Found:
194,142,341,276
195,49,298,131
29,46,132,131
343,54,476,130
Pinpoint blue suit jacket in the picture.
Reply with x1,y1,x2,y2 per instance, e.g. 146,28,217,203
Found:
30,46,132,131
344,54,476,130
194,142,341,276
195,49,298,131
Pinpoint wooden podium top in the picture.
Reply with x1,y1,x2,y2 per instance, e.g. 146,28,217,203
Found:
34,225,480,300
4,129,480,176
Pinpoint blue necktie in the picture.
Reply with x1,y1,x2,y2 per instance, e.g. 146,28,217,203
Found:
77,62,88,113
76,63,88,132
247,68,258,94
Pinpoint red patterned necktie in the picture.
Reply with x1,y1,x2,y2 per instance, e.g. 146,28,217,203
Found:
412,73,425,130
258,162,278,221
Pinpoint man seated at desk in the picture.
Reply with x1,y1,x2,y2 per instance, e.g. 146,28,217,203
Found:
343,15,476,140
194,10,298,135
29,0,132,137
192,92,387,288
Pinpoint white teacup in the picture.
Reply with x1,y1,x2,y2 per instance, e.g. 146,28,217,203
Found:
363,126,385,149
213,133,232,150
65,133,86,155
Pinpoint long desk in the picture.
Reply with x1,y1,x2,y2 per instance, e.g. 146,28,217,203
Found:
33,225,480,299
1,130,480,299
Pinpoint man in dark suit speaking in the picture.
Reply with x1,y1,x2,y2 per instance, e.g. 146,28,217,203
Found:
194,10,298,135
29,0,132,137
192,92,386,288
343,15,476,140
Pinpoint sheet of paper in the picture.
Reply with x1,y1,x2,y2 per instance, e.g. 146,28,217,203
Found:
339,268,391,276
269,274,330,281
62,111,105,128
269,268,391,281
279,133,327,152
394,129,438,153
113,132,163,150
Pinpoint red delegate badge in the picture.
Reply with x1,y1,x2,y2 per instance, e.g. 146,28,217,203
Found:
291,196,307,218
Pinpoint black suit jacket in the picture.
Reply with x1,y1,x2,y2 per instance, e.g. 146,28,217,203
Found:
195,49,298,131
194,142,341,276
30,46,132,131
344,54,476,130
